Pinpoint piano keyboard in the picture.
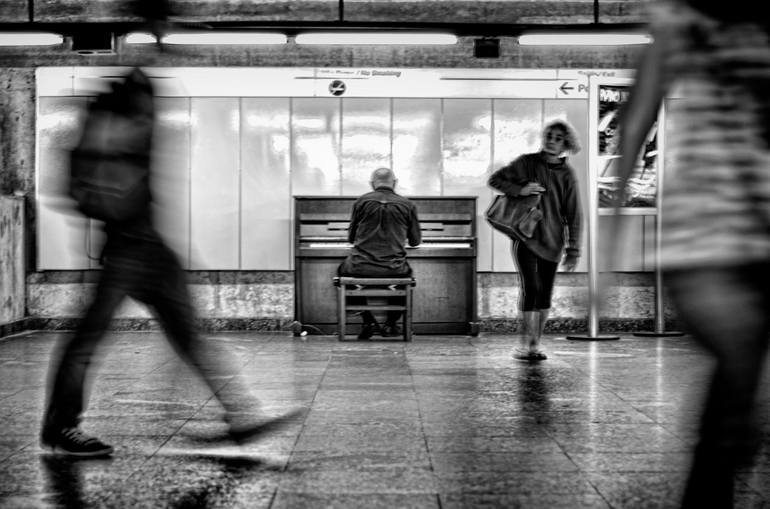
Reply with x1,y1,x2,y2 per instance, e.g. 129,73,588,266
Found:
306,242,471,249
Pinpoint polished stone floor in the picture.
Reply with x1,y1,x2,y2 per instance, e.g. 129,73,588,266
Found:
0,331,768,509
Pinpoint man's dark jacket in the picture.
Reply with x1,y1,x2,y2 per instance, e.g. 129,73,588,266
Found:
339,187,421,277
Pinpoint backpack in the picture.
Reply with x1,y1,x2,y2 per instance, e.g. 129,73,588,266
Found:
69,68,154,222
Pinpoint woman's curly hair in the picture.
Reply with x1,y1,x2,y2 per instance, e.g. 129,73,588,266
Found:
543,119,581,154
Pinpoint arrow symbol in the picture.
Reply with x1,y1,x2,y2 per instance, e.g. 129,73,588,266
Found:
559,82,575,94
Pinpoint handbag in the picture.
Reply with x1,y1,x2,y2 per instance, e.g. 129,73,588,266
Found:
485,193,543,240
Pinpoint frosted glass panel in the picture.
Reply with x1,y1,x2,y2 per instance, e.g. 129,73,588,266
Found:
190,98,240,269
599,215,644,271
241,98,291,270
341,98,391,195
153,98,191,268
292,98,341,196
442,99,492,271
393,99,442,196
37,96,91,270
544,99,590,272
490,100,543,271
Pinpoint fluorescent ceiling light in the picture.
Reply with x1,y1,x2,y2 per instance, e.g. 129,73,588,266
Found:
295,32,457,45
125,31,287,45
518,32,652,46
0,32,63,46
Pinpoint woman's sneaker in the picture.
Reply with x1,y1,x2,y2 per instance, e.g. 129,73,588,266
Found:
41,427,113,457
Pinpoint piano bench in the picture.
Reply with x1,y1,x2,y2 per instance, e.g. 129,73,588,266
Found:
333,276,416,342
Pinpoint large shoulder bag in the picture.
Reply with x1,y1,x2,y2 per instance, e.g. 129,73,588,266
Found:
485,193,543,241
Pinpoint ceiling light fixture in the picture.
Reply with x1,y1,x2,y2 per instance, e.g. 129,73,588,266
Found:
0,32,64,46
125,31,287,45
295,32,457,45
517,32,652,46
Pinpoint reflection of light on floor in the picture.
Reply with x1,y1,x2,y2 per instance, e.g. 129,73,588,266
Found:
154,447,287,468
114,399,199,406
552,351,632,358
588,342,598,439
655,338,665,423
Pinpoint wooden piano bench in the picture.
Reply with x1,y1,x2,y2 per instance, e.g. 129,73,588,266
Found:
333,276,416,342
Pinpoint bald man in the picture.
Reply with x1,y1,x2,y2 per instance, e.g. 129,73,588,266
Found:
339,168,422,339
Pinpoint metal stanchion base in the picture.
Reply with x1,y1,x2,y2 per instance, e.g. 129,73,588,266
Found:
566,334,620,341
633,330,684,337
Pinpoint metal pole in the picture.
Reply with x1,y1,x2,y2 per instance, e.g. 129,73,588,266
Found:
635,104,683,337
568,78,619,341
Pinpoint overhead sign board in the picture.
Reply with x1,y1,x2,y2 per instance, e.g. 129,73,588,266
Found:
38,67,629,99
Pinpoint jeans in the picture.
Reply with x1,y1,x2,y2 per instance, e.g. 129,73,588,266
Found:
42,235,253,433
666,264,770,508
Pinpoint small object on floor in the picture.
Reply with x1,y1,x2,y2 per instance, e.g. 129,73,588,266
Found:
513,348,548,361
40,427,114,457
381,323,403,338
358,322,380,340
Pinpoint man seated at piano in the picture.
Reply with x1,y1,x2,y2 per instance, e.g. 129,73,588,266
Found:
338,167,422,339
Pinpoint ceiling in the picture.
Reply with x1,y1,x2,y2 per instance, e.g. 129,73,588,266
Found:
1,1,653,35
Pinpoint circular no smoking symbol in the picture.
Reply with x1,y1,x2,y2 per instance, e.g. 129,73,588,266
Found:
329,80,346,96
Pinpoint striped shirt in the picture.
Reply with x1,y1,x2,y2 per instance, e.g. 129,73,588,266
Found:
652,1,770,268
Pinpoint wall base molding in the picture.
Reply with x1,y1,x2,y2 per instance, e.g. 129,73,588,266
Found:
4,317,685,338
0,318,30,339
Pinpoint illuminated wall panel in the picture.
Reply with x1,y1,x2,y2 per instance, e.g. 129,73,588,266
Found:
442,99,493,271
36,97,91,270
544,99,589,272
291,98,341,196
393,99,442,196
490,99,543,272
153,98,192,268
340,98,391,195
241,98,292,270
190,98,240,269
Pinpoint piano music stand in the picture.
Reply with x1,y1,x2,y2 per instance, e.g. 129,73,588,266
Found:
334,276,416,341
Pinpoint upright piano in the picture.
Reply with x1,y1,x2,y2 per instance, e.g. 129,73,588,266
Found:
295,196,478,335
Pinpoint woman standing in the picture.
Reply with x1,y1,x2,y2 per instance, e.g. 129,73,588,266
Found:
488,120,582,360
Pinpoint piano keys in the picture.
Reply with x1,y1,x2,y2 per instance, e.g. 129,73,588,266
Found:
294,196,478,335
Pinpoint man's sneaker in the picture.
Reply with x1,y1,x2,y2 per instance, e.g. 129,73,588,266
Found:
41,427,113,457
381,323,403,338
358,322,380,340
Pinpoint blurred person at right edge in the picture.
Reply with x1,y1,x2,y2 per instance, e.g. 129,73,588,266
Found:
610,1,770,507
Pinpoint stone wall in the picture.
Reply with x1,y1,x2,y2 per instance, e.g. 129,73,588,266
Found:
0,196,25,336
25,270,673,333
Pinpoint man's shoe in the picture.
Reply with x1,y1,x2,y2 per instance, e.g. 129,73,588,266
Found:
381,323,403,338
41,427,113,457
358,322,380,340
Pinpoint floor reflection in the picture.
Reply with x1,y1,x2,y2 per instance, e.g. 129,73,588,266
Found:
40,454,111,509
519,363,551,420
40,450,278,509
